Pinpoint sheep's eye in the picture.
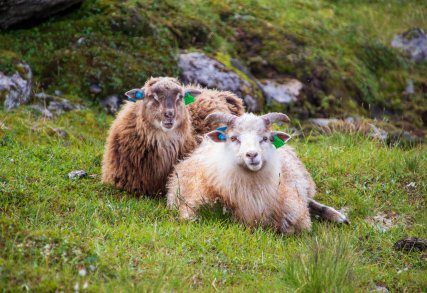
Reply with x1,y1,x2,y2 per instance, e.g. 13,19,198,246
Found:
230,136,238,142
177,94,183,100
262,136,268,142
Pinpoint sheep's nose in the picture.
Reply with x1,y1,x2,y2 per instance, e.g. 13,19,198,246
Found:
246,152,258,160
164,110,175,118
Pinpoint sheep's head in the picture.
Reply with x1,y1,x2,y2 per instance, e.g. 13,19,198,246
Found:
125,77,201,131
205,112,291,172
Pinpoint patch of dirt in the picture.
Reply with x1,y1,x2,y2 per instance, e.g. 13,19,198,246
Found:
366,211,399,232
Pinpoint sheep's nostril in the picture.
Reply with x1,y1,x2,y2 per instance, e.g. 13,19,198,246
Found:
246,152,258,159
164,110,174,118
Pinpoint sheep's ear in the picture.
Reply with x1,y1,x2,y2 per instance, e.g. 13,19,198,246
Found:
125,88,144,102
185,89,202,97
207,130,226,143
270,131,291,148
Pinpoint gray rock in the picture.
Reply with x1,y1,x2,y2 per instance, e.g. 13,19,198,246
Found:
48,99,76,114
101,94,122,114
260,79,303,104
89,84,102,94
178,52,262,112
309,118,339,128
404,79,414,95
0,62,32,111
29,104,53,119
0,0,83,30
68,170,87,180
76,37,86,47
32,93,82,117
391,28,427,62
52,128,68,138
374,285,389,293
54,90,63,96
369,124,388,142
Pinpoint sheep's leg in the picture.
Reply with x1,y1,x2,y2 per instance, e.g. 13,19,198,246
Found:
168,187,211,220
308,199,349,224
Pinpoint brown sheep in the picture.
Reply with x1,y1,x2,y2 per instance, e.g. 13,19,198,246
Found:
101,77,244,196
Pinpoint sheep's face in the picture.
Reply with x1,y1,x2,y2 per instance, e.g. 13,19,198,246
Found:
207,114,290,172
126,77,200,132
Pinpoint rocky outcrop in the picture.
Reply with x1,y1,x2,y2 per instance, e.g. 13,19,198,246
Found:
0,61,32,111
178,52,263,112
0,0,83,30
391,28,427,63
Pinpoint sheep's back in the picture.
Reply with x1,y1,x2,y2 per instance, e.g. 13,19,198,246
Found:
186,88,245,138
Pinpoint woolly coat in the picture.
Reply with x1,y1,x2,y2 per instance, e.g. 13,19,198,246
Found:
101,86,244,196
167,142,314,233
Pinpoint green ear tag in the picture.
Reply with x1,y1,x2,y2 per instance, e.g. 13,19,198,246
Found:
273,135,286,149
184,93,195,105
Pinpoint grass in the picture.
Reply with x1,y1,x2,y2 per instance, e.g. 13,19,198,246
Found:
1,106,426,291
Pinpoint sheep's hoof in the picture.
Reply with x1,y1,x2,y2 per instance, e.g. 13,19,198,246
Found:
335,213,350,225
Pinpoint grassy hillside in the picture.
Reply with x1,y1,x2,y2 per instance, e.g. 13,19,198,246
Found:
0,106,426,291
1,0,426,130
1,0,426,291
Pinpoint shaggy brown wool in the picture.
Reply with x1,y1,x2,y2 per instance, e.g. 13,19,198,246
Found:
101,77,245,196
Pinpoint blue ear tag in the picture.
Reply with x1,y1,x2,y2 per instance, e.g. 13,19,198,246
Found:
216,126,227,141
135,91,144,100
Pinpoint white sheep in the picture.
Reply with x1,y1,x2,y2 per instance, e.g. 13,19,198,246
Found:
167,112,348,233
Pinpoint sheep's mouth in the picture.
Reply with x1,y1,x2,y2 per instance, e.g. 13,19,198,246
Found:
245,160,262,171
161,120,175,130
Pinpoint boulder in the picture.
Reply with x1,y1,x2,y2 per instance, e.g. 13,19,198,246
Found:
391,28,427,63
178,52,263,112
0,0,83,30
0,61,32,111
260,79,303,104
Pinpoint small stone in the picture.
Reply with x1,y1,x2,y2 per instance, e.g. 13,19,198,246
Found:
406,182,416,189
68,170,87,179
89,84,102,94
30,104,54,119
369,124,388,142
375,285,389,293
76,37,86,47
89,265,96,271
78,268,87,277
404,79,415,95
52,128,68,138
309,118,338,128
54,90,63,96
